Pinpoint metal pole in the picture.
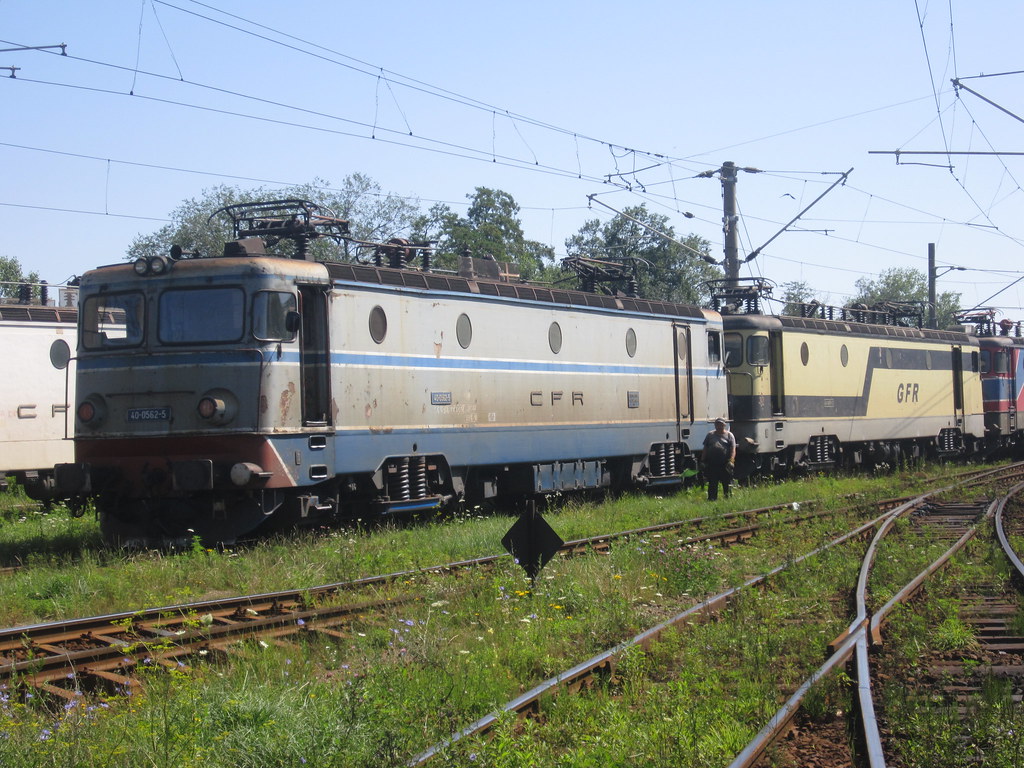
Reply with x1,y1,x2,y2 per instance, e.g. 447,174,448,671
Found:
721,161,739,285
928,243,937,329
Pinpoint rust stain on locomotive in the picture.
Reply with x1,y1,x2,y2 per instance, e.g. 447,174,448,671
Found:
279,381,296,421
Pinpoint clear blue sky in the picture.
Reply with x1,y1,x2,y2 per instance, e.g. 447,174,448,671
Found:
2,1,1023,318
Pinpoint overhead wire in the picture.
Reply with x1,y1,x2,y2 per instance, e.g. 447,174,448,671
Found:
2,2,1022,313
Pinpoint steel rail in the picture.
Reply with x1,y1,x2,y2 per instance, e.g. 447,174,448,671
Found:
725,496,923,768
0,498,842,643
1,499,858,690
726,472,1018,768
407,506,897,766
994,483,1024,581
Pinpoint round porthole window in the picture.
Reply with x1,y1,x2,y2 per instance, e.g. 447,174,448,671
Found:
548,322,562,354
369,306,387,344
625,328,637,358
840,344,849,367
456,313,472,349
800,342,809,366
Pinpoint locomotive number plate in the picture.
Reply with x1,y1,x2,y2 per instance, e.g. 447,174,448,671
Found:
127,407,171,422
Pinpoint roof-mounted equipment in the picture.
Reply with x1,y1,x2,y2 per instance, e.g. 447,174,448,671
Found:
209,199,351,261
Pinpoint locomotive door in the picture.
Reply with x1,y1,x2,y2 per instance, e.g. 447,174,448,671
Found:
951,345,965,420
299,285,331,426
769,332,785,416
672,324,693,439
1008,349,1017,432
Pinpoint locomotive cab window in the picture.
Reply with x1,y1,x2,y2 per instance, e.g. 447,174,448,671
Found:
707,330,721,364
980,350,991,374
82,292,145,349
747,335,770,366
995,349,1010,374
723,333,742,367
253,291,298,341
158,288,245,344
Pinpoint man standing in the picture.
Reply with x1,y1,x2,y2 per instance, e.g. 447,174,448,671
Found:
702,418,736,501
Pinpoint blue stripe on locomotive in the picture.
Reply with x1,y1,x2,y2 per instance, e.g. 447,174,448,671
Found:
77,350,721,379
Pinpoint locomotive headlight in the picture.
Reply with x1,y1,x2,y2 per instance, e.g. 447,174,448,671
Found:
77,395,107,428
132,257,150,276
148,256,169,275
196,388,238,426
197,397,223,419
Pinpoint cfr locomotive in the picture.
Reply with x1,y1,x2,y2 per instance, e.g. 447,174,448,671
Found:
0,302,77,501
52,201,728,545
712,280,986,476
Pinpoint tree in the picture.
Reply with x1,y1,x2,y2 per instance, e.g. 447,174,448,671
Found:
0,255,41,301
411,187,555,280
128,174,420,263
851,267,961,329
564,205,722,305
778,280,817,316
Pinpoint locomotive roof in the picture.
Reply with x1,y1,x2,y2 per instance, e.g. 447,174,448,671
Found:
975,334,1024,347
83,256,709,322
324,261,708,321
0,305,77,324
721,311,977,344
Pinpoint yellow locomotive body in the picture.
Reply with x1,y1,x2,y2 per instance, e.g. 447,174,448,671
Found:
722,312,984,474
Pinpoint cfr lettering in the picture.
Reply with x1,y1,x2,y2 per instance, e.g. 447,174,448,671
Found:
530,391,584,406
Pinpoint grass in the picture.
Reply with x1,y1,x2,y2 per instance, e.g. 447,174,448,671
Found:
0,462,1010,765
873,528,1024,768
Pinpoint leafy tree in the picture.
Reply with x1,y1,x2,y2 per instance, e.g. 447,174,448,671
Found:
564,205,722,305
411,187,555,280
851,267,960,329
0,255,41,301
128,174,420,263
778,280,817,316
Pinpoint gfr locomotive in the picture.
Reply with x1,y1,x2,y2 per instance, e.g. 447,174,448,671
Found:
712,280,986,476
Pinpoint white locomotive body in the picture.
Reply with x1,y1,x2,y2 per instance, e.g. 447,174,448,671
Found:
55,211,727,545
0,305,76,500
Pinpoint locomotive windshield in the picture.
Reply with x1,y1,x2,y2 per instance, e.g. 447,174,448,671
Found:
158,287,245,344
252,291,298,341
81,292,144,349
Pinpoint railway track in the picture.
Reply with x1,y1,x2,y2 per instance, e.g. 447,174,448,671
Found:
3,462,1022,765
0,495,877,700
734,473,1024,766
407,462,1024,765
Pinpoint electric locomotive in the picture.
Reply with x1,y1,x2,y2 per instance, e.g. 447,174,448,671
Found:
0,301,77,501
52,200,728,546
712,279,985,476
958,309,1024,450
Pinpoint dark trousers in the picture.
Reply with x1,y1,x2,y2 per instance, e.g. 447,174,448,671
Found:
706,463,733,501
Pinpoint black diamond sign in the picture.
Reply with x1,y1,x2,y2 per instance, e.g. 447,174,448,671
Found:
501,508,564,581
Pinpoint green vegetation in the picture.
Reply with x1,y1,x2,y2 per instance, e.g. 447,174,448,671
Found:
0,464,1015,766
876,529,1024,768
